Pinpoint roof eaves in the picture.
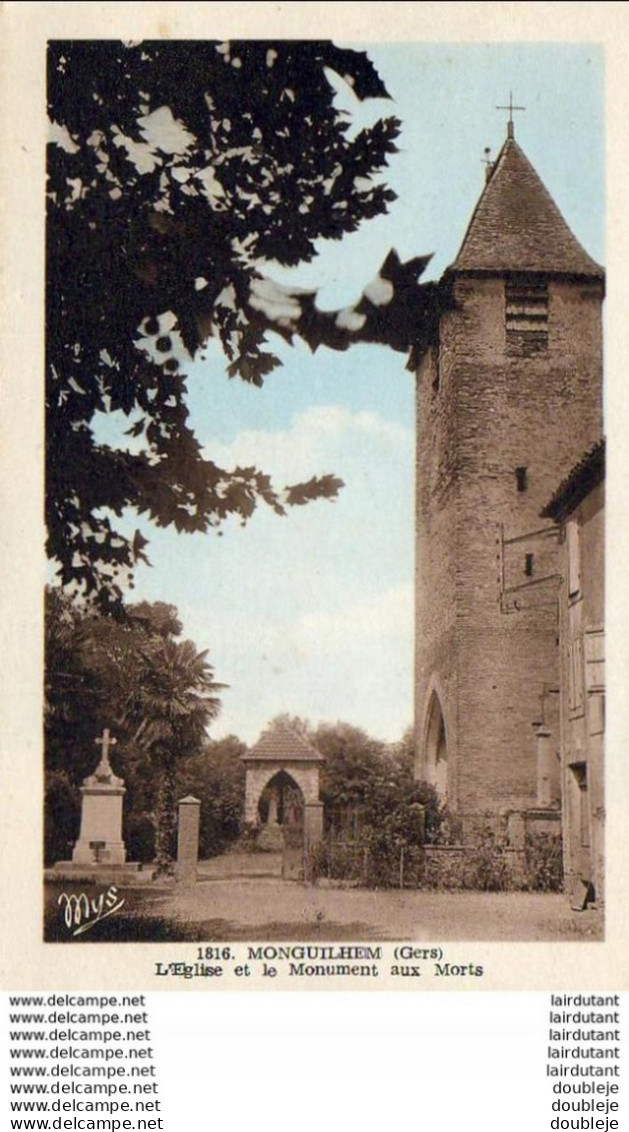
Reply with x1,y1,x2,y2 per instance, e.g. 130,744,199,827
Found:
540,439,605,522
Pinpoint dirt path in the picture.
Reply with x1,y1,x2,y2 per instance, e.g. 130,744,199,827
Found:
197,852,283,879
141,875,602,941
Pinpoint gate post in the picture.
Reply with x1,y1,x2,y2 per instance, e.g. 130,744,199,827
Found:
303,801,324,883
176,795,201,885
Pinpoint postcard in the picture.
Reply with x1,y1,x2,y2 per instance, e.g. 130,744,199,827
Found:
2,2,628,992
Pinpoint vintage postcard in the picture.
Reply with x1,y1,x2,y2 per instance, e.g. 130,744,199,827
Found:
1,2,628,991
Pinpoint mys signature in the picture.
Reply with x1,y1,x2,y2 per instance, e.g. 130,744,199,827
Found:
58,886,126,936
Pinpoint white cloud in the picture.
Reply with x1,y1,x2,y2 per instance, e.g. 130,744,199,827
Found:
300,584,413,653
179,585,414,744
335,308,367,332
204,404,412,486
127,403,414,744
363,274,394,306
249,277,303,325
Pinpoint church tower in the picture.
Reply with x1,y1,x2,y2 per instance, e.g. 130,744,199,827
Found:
414,122,603,828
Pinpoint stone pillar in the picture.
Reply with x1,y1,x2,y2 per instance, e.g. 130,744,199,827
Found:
535,725,554,808
72,734,126,866
176,796,201,884
303,801,324,849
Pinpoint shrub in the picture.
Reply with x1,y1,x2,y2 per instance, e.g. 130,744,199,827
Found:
176,737,246,859
524,831,563,892
422,848,472,890
315,822,563,893
44,772,80,866
124,812,156,864
465,827,513,892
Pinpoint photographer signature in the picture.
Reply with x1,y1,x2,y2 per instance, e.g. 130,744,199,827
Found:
58,885,126,937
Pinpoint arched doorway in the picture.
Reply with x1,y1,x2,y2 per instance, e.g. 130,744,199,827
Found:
258,770,305,831
242,720,325,876
424,691,448,800
257,770,304,876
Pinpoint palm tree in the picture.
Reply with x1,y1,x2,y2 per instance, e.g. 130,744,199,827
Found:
132,637,224,872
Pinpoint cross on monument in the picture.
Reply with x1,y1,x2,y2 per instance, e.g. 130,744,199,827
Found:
95,727,117,775
496,92,525,139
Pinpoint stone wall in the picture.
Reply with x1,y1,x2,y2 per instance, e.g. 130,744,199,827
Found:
556,481,605,901
415,274,603,815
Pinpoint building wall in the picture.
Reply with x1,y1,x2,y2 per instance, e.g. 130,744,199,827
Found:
556,482,605,900
415,339,459,804
415,274,603,816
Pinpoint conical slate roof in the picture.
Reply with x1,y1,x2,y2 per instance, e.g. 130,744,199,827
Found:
243,720,325,763
452,136,603,278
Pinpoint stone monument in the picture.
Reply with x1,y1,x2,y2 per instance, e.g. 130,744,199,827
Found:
71,729,127,866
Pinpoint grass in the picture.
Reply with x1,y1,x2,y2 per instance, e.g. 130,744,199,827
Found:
43,881,197,943
44,878,603,944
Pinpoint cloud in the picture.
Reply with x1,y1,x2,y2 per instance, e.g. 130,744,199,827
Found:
180,585,414,744
204,404,412,487
129,403,414,744
335,308,367,332
249,277,304,325
363,274,394,306
300,584,413,653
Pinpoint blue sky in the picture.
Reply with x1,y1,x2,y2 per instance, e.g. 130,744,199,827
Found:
93,42,604,744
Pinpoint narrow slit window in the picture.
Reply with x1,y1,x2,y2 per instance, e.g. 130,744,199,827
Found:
578,771,590,848
516,466,528,492
524,553,534,577
431,339,441,393
567,519,581,599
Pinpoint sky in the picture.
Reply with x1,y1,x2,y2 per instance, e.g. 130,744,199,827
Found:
91,42,604,745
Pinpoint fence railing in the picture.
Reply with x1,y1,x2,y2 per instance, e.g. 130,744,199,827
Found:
311,833,562,892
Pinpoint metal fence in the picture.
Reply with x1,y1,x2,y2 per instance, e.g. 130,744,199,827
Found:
311,833,562,892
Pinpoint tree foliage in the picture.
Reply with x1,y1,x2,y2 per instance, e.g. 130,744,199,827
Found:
46,40,441,609
44,588,222,865
308,721,443,845
314,721,384,811
176,735,247,859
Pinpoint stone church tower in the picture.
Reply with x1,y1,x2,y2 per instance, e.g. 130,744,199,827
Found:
414,122,603,828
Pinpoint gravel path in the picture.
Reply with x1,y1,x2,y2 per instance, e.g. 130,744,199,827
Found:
141,874,602,942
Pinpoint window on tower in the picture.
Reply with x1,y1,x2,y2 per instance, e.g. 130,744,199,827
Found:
505,278,549,354
567,519,582,600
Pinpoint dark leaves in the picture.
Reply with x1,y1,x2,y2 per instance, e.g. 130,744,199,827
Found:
285,474,345,507
318,45,393,101
132,529,151,565
46,40,427,608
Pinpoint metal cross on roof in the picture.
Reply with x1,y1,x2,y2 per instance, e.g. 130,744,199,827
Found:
496,92,525,139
